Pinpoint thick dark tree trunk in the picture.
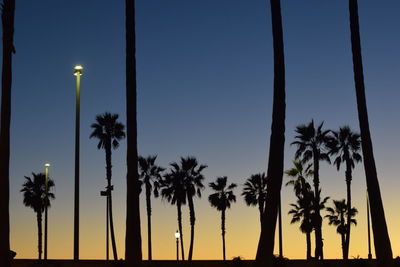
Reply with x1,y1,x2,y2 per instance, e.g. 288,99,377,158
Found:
221,209,226,261
344,157,352,260
0,1,15,266
258,195,264,226
146,183,152,260
341,214,345,259
37,212,43,260
177,203,185,260
312,149,323,260
278,195,283,258
306,231,311,260
125,0,142,263
348,0,393,265
256,0,286,264
187,195,196,260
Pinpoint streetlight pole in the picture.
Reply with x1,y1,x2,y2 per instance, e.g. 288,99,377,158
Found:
100,190,109,260
367,191,372,260
73,65,82,260
175,231,180,261
44,163,50,260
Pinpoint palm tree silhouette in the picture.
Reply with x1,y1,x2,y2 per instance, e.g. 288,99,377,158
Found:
256,0,286,263
161,168,187,260
325,199,357,259
208,176,237,260
20,173,55,260
90,112,125,261
288,188,314,260
285,161,313,259
291,120,331,259
178,157,207,260
0,1,15,266
138,155,164,261
125,0,142,262
242,173,268,225
327,126,361,259
348,0,393,263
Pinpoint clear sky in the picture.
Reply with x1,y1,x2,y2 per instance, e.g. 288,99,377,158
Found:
4,0,400,260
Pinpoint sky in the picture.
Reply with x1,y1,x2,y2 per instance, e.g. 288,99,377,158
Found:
2,0,400,260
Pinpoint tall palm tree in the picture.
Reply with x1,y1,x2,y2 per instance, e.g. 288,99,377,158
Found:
327,126,361,259
125,0,142,263
90,112,125,261
242,173,268,225
288,188,314,260
325,199,357,259
0,1,15,266
138,155,164,260
208,176,237,260
20,173,55,260
291,120,331,259
161,169,186,260
285,161,313,259
256,0,286,263
348,0,393,264
178,156,207,260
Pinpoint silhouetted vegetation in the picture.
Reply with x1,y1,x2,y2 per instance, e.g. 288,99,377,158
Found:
242,173,268,225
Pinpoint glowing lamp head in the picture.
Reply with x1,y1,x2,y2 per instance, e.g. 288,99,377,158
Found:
174,231,180,239
74,65,83,76
45,163,50,167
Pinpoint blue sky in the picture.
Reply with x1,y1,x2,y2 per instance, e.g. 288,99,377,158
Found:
4,0,400,260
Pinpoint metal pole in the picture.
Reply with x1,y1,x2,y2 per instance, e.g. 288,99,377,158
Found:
73,66,82,260
367,191,372,260
44,164,49,260
176,238,179,261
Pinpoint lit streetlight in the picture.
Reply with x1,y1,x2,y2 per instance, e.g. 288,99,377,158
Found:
174,230,180,261
73,65,83,260
44,163,50,260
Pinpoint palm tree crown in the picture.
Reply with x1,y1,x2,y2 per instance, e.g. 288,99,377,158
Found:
209,176,237,211
325,199,357,234
242,173,267,224
90,112,125,150
21,173,55,214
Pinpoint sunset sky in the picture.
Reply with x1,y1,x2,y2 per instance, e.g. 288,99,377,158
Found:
5,0,400,260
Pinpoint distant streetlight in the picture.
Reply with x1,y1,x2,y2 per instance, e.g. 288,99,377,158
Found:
175,230,180,261
100,190,109,260
73,65,83,260
44,163,50,260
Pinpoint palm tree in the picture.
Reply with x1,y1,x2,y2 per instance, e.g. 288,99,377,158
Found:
285,161,313,259
327,126,361,259
138,155,164,260
125,0,142,263
325,199,358,259
161,169,186,260
348,0,393,264
242,173,268,225
20,173,55,260
208,176,237,260
0,1,15,266
90,112,125,261
256,0,286,263
291,120,331,259
288,188,314,260
178,156,207,260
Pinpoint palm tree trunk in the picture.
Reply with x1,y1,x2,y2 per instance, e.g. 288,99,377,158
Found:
258,195,264,226
256,0,286,263
221,209,226,261
349,0,393,265
344,158,352,260
278,195,283,258
341,233,346,259
146,183,152,260
187,195,196,260
312,150,323,260
0,1,15,266
37,212,43,260
306,231,311,260
177,203,185,260
105,143,118,260
124,0,142,263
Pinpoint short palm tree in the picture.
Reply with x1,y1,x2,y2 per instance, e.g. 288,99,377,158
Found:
292,120,331,259
285,161,313,259
161,168,186,260
327,126,361,259
90,112,125,261
177,156,207,260
138,155,164,260
325,199,357,259
21,173,55,260
242,173,268,225
208,176,237,260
